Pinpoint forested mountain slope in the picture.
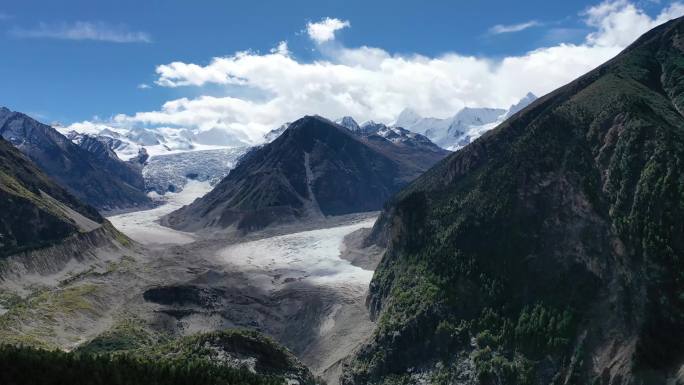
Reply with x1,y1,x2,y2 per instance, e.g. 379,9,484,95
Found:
343,16,684,385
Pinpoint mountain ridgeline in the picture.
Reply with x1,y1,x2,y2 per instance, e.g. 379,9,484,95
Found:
343,17,684,385
163,116,449,232
0,108,150,211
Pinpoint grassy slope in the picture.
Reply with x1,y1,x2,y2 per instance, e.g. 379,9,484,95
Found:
0,137,104,257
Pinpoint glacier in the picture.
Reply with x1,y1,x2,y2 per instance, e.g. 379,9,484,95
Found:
143,147,248,194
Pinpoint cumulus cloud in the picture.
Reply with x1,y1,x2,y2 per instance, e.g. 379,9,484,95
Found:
489,20,541,34
585,0,684,46
151,41,619,126
69,1,684,145
306,17,350,43
11,21,151,43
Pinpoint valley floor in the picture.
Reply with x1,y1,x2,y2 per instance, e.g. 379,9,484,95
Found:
0,187,380,385
108,180,213,246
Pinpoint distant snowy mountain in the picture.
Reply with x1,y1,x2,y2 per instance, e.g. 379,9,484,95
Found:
502,92,537,120
69,128,246,195
60,123,254,195
335,116,361,132
355,120,432,145
358,120,389,135
395,93,537,150
394,109,450,138
331,116,446,152
373,125,433,145
59,124,249,161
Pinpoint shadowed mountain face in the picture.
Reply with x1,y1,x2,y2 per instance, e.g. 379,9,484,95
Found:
163,116,449,232
0,137,103,257
0,108,150,211
343,17,684,385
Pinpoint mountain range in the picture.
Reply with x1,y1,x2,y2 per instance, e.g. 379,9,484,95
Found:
162,115,449,232
0,108,150,211
58,123,250,161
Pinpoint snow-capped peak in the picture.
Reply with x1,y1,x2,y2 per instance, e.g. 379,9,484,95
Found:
360,120,379,128
359,120,388,135
62,123,247,161
451,107,505,127
392,92,537,151
335,116,360,132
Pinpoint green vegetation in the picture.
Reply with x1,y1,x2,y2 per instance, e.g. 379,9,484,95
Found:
0,284,103,348
134,329,317,385
0,327,318,385
76,318,167,355
0,344,287,385
0,136,103,257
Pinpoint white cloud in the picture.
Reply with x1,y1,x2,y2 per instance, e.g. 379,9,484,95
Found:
270,40,289,55
489,20,541,34
137,83,151,89
585,0,684,46
69,1,684,145
306,17,350,43
11,21,151,43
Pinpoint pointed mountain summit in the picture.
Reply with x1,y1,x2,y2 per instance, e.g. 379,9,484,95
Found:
335,116,361,132
344,16,684,385
162,115,447,233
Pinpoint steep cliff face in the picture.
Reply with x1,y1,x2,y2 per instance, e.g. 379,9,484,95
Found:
344,17,684,385
163,116,448,233
0,137,105,257
0,108,150,211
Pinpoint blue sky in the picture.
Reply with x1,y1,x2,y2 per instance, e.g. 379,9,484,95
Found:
1,0,682,140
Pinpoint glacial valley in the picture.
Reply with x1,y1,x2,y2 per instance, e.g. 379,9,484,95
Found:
0,182,381,384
